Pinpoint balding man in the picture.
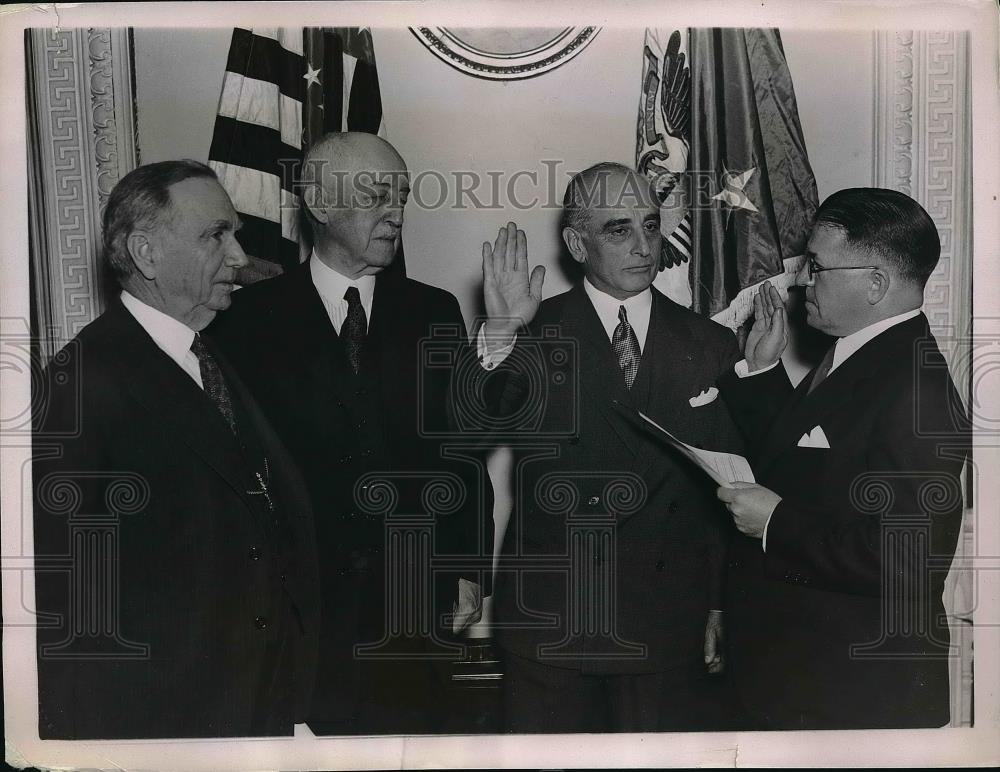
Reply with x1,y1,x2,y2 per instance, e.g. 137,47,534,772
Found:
33,160,320,738
210,133,493,735
476,162,743,732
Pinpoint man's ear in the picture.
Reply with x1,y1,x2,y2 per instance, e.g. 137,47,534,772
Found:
126,231,157,280
562,227,587,265
301,181,329,226
867,268,891,305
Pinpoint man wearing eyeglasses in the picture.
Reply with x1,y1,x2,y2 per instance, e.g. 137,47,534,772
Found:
714,187,969,729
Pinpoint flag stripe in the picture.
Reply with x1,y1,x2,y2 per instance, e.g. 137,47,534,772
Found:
340,27,376,63
210,160,283,223
280,188,299,240
235,211,301,269
218,72,304,150
341,54,357,132
253,27,305,56
323,31,345,133
226,27,307,102
348,58,383,133
209,116,300,186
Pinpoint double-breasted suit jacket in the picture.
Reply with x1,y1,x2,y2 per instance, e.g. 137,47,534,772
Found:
481,284,743,675
33,298,320,739
718,312,968,728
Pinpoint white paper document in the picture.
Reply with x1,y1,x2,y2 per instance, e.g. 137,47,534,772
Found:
633,408,756,487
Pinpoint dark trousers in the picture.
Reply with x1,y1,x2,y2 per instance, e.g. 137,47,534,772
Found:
501,649,736,733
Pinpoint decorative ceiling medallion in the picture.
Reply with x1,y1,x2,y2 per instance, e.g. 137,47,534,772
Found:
411,27,600,80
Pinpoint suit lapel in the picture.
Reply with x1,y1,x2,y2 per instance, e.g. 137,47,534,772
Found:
629,290,704,493
284,260,358,406
107,301,256,509
758,314,928,473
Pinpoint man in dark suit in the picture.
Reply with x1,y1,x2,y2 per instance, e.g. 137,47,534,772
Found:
716,187,969,728
210,133,493,734
32,160,320,739
475,162,743,732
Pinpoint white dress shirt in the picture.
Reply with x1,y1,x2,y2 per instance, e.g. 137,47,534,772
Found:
310,251,376,334
477,279,653,369
736,307,922,550
121,290,202,388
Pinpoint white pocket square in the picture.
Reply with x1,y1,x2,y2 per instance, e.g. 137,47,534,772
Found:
797,425,831,449
688,387,719,407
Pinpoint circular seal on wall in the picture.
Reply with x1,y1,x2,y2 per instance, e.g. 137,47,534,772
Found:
411,27,600,80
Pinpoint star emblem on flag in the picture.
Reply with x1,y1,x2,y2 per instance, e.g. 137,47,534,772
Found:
303,65,321,88
711,165,759,213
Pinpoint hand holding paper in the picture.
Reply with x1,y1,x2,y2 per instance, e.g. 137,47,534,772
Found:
716,482,781,538
633,409,755,487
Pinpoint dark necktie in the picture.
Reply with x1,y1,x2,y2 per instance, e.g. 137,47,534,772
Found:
807,342,837,394
612,305,641,390
343,286,367,375
190,333,237,434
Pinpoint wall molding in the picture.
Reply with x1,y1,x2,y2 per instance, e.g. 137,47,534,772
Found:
873,29,973,728
27,27,138,364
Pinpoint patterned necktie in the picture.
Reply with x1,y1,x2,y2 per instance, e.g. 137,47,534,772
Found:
342,286,367,375
807,342,837,394
612,305,641,390
190,333,237,434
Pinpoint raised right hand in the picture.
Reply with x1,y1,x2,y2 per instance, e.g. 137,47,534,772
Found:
482,221,545,346
744,281,788,372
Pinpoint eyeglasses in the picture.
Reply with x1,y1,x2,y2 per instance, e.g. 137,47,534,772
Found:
805,256,880,280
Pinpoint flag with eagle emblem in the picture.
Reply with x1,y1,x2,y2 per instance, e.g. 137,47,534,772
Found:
636,27,818,328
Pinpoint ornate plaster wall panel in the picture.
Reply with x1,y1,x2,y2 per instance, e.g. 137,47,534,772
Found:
873,31,971,387
873,30,973,728
27,28,138,364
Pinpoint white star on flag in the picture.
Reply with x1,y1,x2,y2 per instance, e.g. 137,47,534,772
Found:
712,165,759,213
303,65,321,88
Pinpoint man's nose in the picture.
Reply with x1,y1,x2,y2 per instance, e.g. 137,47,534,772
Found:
794,260,812,287
385,201,404,227
633,228,652,258
226,235,249,268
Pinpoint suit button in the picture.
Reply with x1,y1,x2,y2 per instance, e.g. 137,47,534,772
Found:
587,496,600,506
249,546,261,561
655,560,665,571
254,615,267,630
280,573,287,583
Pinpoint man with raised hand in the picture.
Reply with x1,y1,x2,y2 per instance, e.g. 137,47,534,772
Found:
477,162,743,732
716,187,969,729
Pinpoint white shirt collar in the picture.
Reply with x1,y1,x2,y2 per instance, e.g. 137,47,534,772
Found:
831,308,921,373
120,289,196,362
309,250,376,313
583,279,653,351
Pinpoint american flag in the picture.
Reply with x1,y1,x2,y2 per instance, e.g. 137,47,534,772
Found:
208,27,389,284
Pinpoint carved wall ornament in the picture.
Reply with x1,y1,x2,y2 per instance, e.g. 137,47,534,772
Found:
26,27,138,364
411,27,600,80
